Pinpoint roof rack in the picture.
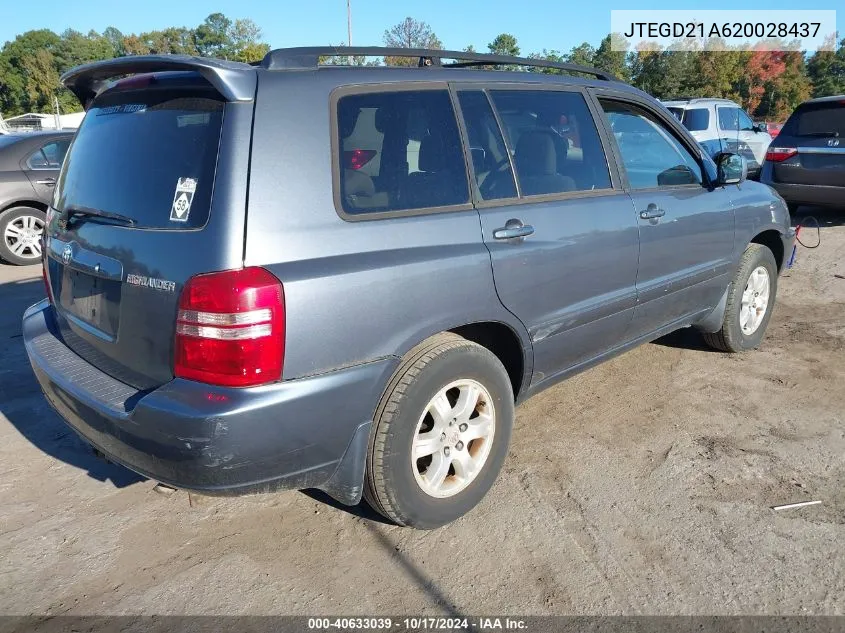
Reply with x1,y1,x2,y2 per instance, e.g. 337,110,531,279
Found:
260,46,617,81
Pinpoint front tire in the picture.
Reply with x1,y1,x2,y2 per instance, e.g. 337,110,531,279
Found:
703,243,778,353
364,333,514,529
0,206,46,265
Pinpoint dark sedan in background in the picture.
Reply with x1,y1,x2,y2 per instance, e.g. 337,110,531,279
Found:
761,96,845,213
0,131,73,265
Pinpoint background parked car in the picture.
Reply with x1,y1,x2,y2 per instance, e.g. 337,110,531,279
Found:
761,95,845,213
0,131,73,265
765,121,783,138
663,98,772,178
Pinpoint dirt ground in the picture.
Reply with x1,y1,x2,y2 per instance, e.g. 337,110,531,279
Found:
1,207,843,617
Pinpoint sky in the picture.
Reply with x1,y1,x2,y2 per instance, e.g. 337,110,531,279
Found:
1,0,841,55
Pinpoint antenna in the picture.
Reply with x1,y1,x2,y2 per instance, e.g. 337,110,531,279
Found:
346,0,352,66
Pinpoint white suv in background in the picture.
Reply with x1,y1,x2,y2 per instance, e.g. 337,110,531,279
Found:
662,98,773,178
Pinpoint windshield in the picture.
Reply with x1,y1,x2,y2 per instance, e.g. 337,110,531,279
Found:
782,102,844,138
54,88,224,229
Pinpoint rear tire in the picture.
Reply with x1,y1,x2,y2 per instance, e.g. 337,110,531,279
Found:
703,243,778,353
364,333,514,529
0,206,46,266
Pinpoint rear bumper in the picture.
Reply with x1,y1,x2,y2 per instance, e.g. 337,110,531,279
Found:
23,300,397,502
763,180,844,208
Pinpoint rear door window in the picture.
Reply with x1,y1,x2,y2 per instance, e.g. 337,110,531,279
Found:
27,139,71,169
456,90,517,201
488,89,611,196
718,106,755,132
54,88,224,229
336,89,469,215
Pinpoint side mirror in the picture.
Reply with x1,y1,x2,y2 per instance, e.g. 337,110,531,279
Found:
714,152,747,185
754,123,768,133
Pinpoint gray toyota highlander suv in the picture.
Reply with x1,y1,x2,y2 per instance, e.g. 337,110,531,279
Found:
24,47,794,528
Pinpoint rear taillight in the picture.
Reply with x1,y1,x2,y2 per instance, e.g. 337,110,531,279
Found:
766,147,798,162
343,149,377,170
174,267,285,387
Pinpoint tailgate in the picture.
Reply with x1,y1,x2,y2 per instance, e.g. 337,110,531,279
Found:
772,101,845,187
44,67,255,390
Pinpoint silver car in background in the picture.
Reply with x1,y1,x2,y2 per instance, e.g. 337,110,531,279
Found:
663,97,773,178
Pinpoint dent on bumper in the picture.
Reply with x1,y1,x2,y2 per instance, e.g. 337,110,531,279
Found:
23,300,397,499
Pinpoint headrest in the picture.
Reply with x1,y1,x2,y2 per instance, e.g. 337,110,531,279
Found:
339,109,358,139
515,131,558,176
343,169,376,197
418,133,449,172
374,106,398,134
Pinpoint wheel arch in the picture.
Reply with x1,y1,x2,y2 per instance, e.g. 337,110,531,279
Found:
750,229,785,272
1,199,48,215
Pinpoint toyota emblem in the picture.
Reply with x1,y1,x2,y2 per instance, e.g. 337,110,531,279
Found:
62,244,72,265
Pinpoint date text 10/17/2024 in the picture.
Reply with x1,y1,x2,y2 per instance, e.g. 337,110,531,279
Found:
307,617,528,630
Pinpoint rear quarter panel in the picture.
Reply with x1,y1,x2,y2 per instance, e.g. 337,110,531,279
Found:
244,71,532,383
0,171,39,209
0,138,43,209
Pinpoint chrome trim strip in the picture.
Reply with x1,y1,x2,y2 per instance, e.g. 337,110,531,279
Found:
798,146,845,155
177,309,272,326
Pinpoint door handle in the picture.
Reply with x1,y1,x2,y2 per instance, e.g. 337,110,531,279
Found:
639,204,665,220
493,219,535,240
35,178,56,186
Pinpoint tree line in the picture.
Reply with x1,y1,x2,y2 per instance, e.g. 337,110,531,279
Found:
2,15,844,121
0,13,270,116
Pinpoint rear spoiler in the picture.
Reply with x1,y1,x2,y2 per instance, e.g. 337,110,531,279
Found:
61,55,257,110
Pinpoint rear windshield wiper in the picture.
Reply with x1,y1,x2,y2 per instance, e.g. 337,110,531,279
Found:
797,131,840,138
61,206,137,227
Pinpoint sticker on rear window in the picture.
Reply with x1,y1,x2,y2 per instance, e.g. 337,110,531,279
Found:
96,104,147,116
170,177,197,222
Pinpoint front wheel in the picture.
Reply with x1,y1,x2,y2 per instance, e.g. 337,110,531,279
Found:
364,333,514,529
703,243,778,353
0,206,46,265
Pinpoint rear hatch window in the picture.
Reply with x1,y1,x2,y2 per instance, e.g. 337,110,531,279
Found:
55,88,223,229
45,78,239,390
781,101,844,138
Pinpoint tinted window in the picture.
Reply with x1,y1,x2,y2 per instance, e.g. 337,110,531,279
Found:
781,102,845,137
718,106,755,132
457,91,517,201
337,90,469,214
55,89,223,229
600,100,702,189
489,90,611,196
680,108,710,132
667,107,684,121
27,139,70,169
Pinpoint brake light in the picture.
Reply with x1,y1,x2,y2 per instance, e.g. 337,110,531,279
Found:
174,267,285,387
343,149,377,170
114,74,154,90
766,147,798,162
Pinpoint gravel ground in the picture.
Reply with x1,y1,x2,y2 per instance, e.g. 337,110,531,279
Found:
1,207,843,616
